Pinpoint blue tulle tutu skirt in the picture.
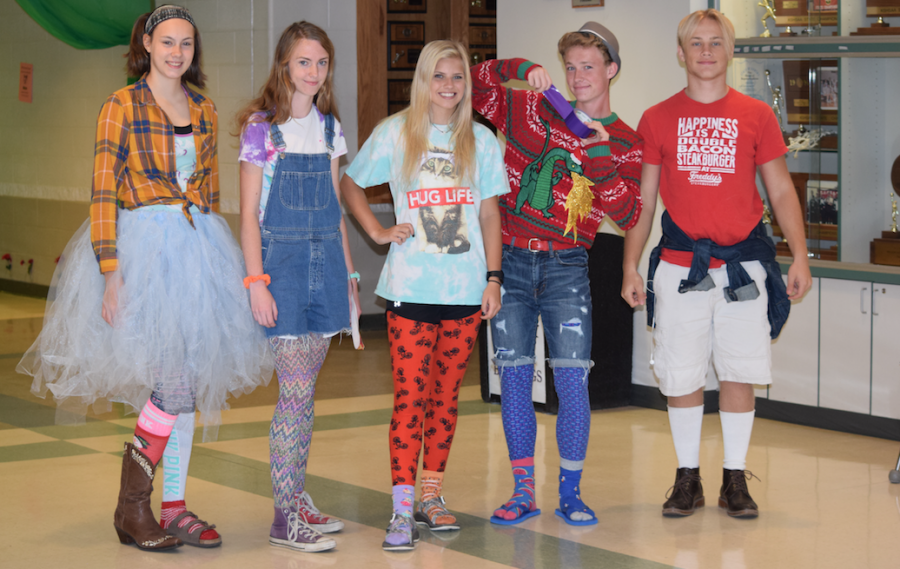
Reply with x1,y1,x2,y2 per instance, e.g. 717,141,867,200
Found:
17,206,274,440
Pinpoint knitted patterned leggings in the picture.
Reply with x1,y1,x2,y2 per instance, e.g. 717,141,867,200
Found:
269,335,330,509
387,311,481,486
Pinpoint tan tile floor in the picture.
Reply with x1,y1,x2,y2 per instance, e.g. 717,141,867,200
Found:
2,291,900,568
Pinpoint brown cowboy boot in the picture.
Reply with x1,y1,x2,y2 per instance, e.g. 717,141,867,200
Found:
662,467,704,517
113,442,182,551
718,468,760,518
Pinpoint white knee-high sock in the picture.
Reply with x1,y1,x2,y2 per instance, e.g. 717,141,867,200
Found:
720,410,755,471
667,405,704,469
162,412,195,502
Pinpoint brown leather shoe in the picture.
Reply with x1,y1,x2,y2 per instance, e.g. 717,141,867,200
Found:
718,469,760,518
662,467,704,517
113,442,182,551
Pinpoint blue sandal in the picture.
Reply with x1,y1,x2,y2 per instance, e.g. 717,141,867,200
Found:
555,496,597,526
490,500,541,526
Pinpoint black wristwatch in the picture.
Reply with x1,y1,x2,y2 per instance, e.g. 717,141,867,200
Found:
487,270,504,285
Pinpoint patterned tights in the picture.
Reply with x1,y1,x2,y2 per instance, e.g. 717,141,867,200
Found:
269,335,331,509
387,311,481,486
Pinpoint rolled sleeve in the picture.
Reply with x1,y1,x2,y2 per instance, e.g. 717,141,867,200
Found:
90,95,129,273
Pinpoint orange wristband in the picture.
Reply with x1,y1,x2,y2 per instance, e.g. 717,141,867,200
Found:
243,274,271,289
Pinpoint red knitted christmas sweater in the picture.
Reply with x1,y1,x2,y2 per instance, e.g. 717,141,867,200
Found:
471,58,643,248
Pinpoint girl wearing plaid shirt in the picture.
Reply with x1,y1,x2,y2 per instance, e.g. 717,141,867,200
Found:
19,5,273,552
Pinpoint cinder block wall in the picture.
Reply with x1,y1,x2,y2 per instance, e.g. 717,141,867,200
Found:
0,0,395,314
0,0,268,288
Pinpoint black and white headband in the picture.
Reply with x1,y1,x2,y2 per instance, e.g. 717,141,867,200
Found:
144,4,196,35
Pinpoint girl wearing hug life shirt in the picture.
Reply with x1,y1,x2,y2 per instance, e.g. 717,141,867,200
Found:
341,40,508,551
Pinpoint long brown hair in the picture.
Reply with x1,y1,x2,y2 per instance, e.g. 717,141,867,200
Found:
126,12,206,88
234,21,339,134
393,40,475,188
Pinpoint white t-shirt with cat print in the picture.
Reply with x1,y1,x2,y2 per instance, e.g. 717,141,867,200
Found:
345,115,509,306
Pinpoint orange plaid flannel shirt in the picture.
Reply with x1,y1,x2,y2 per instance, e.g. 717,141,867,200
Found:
90,77,219,273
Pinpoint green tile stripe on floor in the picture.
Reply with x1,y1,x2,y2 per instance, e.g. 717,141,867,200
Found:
0,394,131,438
0,391,497,451
212,399,497,441
0,393,70,429
0,390,675,567
186,446,676,569
0,440,99,462
0,352,25,360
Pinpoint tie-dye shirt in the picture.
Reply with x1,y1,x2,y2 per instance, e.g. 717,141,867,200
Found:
238,106,348,223
345,116,510,306
173,128,196,192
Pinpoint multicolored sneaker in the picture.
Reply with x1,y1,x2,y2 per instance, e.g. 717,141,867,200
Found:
382,513,420,551
296,491,345,533
269,510,336,553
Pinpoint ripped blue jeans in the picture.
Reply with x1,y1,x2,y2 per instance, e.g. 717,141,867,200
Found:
491,244,593,468
491,244,593,370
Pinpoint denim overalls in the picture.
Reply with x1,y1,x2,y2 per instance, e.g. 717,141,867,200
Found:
259,113,349,337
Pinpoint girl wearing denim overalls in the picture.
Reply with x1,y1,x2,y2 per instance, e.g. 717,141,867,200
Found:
341,40,508,551
236,21,359,554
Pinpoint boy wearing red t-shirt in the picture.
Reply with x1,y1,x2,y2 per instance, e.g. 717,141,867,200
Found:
621,10,811,519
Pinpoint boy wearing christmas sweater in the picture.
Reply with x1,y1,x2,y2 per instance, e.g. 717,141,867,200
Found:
471,21,642,526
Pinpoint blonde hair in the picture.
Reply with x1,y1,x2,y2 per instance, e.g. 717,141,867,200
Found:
392,40,476,188
557,32,612,66
677,9,735,57
234,21,339,134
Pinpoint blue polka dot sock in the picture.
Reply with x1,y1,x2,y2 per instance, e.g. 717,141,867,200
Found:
553,366,591,464
558,468,595,522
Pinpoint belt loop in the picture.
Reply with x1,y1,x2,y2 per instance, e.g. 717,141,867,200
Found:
510,236,516,248
548,240,554,254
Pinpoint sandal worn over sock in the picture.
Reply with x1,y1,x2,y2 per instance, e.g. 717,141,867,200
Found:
555,468,597,526
414,472,459,531
382,513,420,551
491,461,540,525
164,510,222,547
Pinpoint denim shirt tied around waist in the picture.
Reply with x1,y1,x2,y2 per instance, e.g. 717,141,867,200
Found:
646,210,790,339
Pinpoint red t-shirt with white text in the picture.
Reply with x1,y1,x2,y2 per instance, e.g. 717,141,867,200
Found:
638,88,787,267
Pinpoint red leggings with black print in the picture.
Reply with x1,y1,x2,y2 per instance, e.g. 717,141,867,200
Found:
387,310,481,486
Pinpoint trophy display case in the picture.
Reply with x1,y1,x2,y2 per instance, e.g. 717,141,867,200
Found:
709,1,900,436
723,0,900,265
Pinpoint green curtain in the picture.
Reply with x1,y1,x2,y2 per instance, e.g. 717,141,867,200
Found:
15,0,154,50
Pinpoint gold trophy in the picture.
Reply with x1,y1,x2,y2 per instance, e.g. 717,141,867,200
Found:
759,0,777,37
870,156,900,265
